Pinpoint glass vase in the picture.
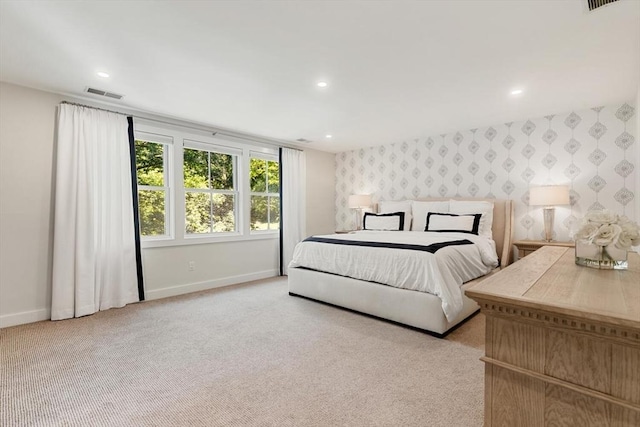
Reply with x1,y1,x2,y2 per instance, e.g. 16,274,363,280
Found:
575,241,628,270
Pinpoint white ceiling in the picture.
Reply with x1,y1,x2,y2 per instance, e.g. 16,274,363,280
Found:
1,1,639,153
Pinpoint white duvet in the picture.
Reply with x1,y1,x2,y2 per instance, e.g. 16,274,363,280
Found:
288,231,499,321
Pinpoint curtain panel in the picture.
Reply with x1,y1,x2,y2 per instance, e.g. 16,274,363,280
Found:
127,117,145,301
280,148,306,275
51,104,140,320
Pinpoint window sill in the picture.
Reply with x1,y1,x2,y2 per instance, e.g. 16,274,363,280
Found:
141,232,279,249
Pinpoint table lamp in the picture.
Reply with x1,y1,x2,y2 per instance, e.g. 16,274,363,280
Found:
348,194,372,230
530,185,570,242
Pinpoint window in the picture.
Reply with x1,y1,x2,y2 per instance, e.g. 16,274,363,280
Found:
134,122,279,246
135,135,171,237
183,142,238,234
250,156,280,231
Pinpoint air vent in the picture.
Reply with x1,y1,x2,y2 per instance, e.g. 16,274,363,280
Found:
296,138,312,143
85,87,124,100
587,0,618,11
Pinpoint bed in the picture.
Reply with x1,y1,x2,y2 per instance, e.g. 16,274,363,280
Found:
287,198,514,336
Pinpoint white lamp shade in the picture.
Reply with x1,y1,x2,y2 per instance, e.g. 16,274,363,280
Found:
348,194,372,208
530,185,570,206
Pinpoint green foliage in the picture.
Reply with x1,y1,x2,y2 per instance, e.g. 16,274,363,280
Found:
249,158,280,231
184,192,235,234
250,158,279,193
185,192,210,234
183,149,235,233
269,195,280,229
267,160,280,193
183,148,208,189
136,140,166,235
210,153,234,190
212,194,235,232
135,140,164,186
135,140,278,236
138,189,165,236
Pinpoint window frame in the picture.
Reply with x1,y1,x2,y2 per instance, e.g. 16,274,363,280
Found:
134,121,280,248
249,152,280,234
183,141,240,237
134,129,174,242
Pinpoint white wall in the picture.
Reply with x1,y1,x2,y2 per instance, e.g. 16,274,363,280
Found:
143,239,279,300
0,82,335,327
0,83,59,326
305,148,336,236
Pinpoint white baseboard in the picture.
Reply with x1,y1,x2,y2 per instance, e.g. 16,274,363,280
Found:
0,308,51,329
145,269,279,301
0,270,279,328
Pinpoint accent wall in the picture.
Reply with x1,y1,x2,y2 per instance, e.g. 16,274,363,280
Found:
335,102,637,241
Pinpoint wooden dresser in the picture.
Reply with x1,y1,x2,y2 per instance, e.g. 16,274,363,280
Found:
513,239,575,259
466,246,640,426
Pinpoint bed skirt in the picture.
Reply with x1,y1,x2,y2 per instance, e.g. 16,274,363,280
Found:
288,267,494,336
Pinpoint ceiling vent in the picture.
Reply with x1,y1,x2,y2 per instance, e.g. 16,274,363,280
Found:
587,0,618,11
296,138,312,143
85,87,124,100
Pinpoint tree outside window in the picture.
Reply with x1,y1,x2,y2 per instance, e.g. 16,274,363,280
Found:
134,125,280,244
184,148,236,234
250,157,280,231
135,139,168,237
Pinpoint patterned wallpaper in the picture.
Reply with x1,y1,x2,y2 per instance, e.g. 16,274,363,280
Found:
335,102,637,241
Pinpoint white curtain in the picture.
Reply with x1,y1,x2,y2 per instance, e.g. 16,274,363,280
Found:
51,104,139,320
281,148,306,275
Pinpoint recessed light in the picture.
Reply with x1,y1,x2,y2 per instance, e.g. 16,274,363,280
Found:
317,81,328,88
325,134,333,139
97,71,110,78
511,89,523,95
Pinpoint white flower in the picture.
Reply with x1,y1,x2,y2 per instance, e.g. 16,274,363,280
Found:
574,210,640,250
593,224,622,246
584,209,618,225
615,232,633,249
574,223,600,243
616,217,640,249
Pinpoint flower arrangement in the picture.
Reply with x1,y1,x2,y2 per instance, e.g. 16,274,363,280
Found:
573,210,640,249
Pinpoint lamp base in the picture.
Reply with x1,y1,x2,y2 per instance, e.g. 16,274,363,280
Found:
542,207,555,242
353,208,364,230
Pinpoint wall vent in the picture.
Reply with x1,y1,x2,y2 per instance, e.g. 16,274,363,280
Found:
85,87,124,100
296,138,312,143
587,0,618,11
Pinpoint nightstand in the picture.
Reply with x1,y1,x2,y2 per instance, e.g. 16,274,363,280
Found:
335,230,355,234
513,240,575,260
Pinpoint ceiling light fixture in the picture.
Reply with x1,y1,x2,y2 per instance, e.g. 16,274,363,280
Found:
97,71,110,78
317,81,328,88
511,89,523,95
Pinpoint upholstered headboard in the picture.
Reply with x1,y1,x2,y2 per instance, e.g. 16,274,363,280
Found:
415,198,515,267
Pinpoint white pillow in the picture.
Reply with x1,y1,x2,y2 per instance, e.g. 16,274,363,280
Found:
449,200,494,238
426,212,481,234
363,212,405,231
411,201,450,231
378,200,412,231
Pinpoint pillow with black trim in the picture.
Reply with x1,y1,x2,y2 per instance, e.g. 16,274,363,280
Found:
379,200,412,231
449,200,494,238
425,212,481,235
411,200,449,232
363,212,405,231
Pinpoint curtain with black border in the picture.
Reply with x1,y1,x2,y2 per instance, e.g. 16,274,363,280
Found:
279,147,306,275
279,148,284,275
127,117,145,300
52,104,141,320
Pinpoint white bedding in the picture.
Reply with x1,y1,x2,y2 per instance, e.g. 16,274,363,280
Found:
288,231,498,321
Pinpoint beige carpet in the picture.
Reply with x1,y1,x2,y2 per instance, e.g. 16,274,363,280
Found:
1,277,485,426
